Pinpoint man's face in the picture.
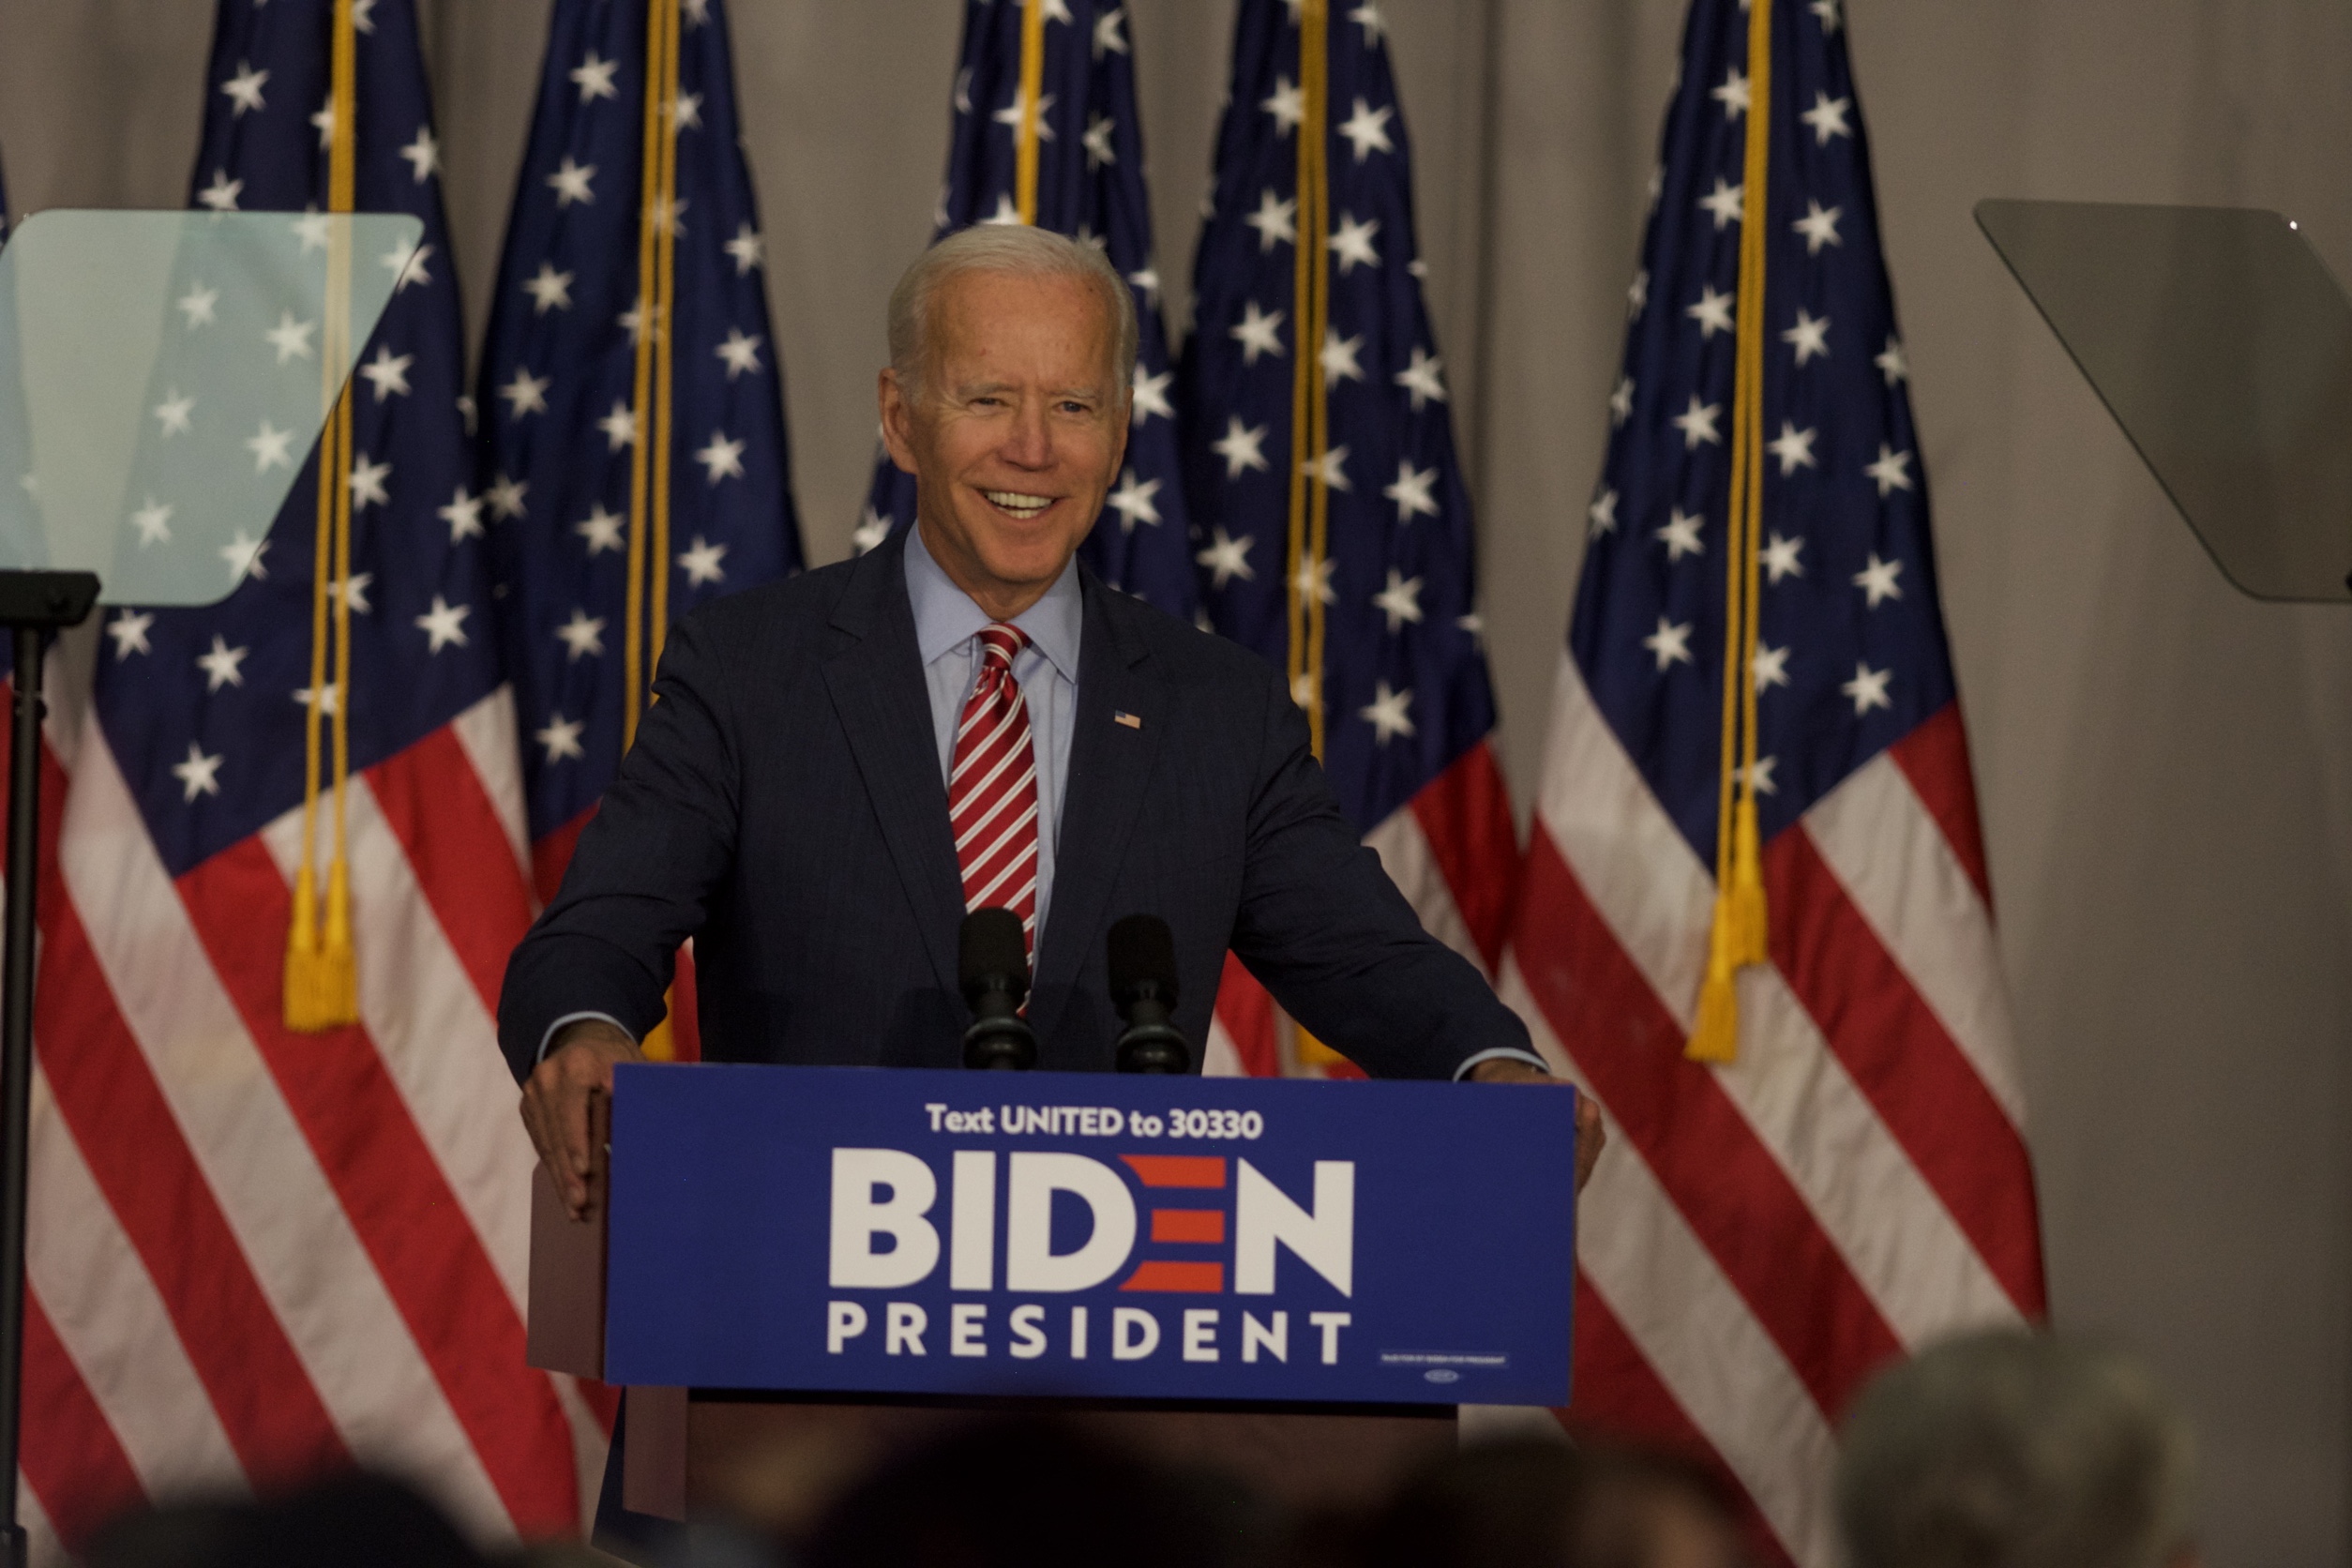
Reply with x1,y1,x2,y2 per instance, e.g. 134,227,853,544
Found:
880,268,1128,620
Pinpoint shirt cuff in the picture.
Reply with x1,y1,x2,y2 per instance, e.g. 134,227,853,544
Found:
537,1011,637,1064
1453,1046,1551,1081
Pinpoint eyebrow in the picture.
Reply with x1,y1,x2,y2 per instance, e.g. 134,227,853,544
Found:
954,380,1108,402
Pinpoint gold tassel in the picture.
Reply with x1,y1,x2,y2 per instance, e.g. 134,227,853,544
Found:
1728,792,1768,966
641,986,679,1062
1684,895,1744,1064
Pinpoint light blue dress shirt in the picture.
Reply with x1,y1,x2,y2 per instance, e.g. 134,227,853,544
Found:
903,522,1081,943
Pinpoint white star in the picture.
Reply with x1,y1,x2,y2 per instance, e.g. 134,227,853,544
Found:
1762,531,1805,582
1395,347,1448,412
400,124,441,182
1319,329,1365,384
360,345,415,400
220,60,268,115
1371,569,1425,633
292,682,341,716
1687,283,1734,339
1196,527,1256,588
1713,66,1751,119
979,191,1024,227
415,595,472,653
197,171,242,212
1753,643,1792,690
1261,75,1305,136
1130,366,1174,425
1040,0,1075,23
1741,756,1780,796
351,0,378,33
1865,445,1916,497
993,88,1057,143
1812,0,1842,31
1842,661,1893,715
725,222,765,276
618,295,659,343
197,635,249,692
1301,445,1351,492
1627,268,1649,318
130,496,173,546
715,327,764,380
1853,552,1906,607
220,529,270,584
458,394,478,435
265,312,316,364
1783,308,1832,366
1244,188,1297,252
382,239,434,292
1328,211,1381,274
598,400,640,451
1588,487,1620,536
648,194,687,236
347,454,392,509
1213,417,1270,478
555,608,608,661
172,741,225,803
1229,300,1287,365
677,535,729,585
1698,177,1744,230
1768,421,1819,475
487,473,530,521
1093,7,1129,56
668,91,703,131
1106,469,1163,532
1359,681,1415,744
547,156,596,207
576,505,626,555
177,285,219,329
1656,508,1706,562
246,421,295,473
1608,375,1635,426
1290,671,1319,709
1083,112,1117,171
1801,92,1854,144
1793,198,1844,254
694,431,746,484
1875,336,1910,385
439,486,486,543
1127,265,1161,307
683,0,710,26
1672,395,1724,448
1293,553,1337,604
536,713,586,764
1383,459,1440,523
499,366,550,418
154,390,195,436
291,209,332,252
523,263,574,313
852,506,892,555
572,52,620,102
339,572,374,615
1642,615,1696,671
310,96,338,150
1336,97,1395,161
106,610,153,661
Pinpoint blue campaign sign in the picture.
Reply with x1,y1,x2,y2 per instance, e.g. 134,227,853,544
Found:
604,1064,1577,1408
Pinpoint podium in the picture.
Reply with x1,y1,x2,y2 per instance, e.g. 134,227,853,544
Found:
526,1063,1578,1528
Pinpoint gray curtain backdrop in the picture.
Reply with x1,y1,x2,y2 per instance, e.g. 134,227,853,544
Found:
3,3,2346,1562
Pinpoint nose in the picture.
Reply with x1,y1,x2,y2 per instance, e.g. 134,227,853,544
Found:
1001,394,1052,470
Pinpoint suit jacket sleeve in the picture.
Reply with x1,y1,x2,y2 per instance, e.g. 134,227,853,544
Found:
496,614,742,1081
1228,665,1532,1079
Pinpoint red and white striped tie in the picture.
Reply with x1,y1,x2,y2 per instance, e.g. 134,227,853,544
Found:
949,624,1041,957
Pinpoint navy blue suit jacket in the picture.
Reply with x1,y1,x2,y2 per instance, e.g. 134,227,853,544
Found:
497,529,1530,1080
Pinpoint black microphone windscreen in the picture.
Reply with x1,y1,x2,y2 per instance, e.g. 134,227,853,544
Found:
959,907,1030,997
1107,914,1179,1008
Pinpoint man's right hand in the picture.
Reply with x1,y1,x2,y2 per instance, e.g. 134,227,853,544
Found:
520,1021,642,1221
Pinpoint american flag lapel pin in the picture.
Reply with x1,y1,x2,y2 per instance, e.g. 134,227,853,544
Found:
1113,710,1142,730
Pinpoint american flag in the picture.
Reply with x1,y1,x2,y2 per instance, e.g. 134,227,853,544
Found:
855,0,1199,620
478,0,804,945
20,0,600,1554
1500,2,2044,1561
1178,0,1517,1078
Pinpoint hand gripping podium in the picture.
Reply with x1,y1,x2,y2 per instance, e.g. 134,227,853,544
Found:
527,1064,1578,1525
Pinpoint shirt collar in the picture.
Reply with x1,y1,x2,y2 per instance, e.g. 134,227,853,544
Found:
904,521,1082,684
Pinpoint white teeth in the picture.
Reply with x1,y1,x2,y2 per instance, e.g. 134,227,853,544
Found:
984,490,1052,514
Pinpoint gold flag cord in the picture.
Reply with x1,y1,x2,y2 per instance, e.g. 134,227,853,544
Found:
1015,0,1047,223
1284,0,1331,760
1686,0,1774,1064
284,0,362,1031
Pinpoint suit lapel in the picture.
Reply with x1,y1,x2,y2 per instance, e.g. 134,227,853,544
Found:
822,532,965,997
1031,575,1168,1040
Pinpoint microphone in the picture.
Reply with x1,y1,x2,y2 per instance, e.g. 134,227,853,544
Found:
1108,914,1190,1075
958,908,1038,1070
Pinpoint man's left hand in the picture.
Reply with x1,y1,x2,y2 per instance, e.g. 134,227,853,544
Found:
1468,1057,1606,1194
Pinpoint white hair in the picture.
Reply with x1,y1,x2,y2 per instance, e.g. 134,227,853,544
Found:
886,224,1138,404
1836,1330,2196,1568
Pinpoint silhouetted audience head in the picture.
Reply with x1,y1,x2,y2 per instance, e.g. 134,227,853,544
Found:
1836,1330,2197,1568
1360,1438,1743,1568
83,1471,490,1568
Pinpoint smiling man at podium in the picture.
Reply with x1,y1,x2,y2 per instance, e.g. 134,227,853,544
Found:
497,226,1602,1217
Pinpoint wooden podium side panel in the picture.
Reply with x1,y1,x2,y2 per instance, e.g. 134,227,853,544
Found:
525,1162,608,1378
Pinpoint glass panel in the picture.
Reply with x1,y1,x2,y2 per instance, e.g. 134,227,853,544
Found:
1976,199,2352,603
0,209,422,607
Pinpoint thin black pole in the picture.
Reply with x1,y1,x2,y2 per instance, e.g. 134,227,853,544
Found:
0,623,40,1568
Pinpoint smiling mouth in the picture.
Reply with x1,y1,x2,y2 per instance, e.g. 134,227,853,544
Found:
982,490,1055,520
